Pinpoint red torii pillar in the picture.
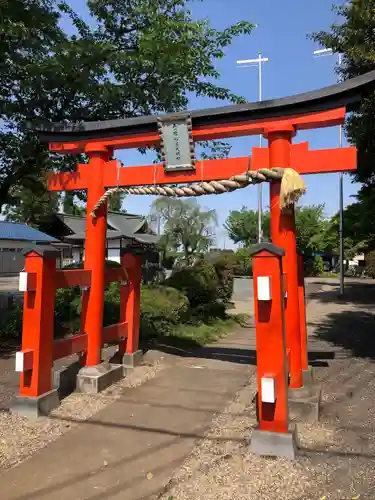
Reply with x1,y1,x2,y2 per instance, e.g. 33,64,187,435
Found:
265,126,303,389
83,144,111,367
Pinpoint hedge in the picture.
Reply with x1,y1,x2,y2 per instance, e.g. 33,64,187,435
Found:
166,261,218,307
366,250,375,278
0,283,190,344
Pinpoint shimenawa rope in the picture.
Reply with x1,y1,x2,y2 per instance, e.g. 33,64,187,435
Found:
90,167,306,218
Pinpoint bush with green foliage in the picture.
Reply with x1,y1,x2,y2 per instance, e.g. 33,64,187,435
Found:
311,256,324,277
0,303,23,340
54,287,81,335
233,248,253,276
140,285,190,339
366,250,375,278
166,261,218,307
205,254,234,303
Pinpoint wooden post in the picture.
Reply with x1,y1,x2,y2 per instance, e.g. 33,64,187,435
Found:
298,253,309,373
249,242,297,459
251,243,289,433
83,144,112,366
267,127,303,389
120,253,142,364
18,249,57,397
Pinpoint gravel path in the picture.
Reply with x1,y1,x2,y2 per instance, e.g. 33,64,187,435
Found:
0,360,166,470
158,281,375,500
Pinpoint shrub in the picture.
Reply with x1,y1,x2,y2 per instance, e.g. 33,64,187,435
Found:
54,287,81,335
62,259,122,270
366,250,375,278
234,248,253,276
140,285,189,339
207,254,234,303
166,261,218,307
0,303,23,340
103,282,121,326
311,256,324,277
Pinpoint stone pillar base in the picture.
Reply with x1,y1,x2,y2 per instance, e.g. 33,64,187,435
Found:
250,424,298,460
10,389,60,420
302,366,315,386
288,384,321,423
53,361,81,399
76,363,123,394
122,350,143,369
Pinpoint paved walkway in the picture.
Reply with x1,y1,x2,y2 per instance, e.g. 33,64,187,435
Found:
0,328,256,500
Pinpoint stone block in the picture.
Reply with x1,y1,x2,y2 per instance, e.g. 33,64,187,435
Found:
10,389,60,420
53,361,81,399
250,424,298,460
288,384,321,423
76,363,123,394
122,350,143,369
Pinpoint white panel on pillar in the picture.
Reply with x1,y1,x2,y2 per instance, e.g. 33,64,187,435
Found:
257,276,272,301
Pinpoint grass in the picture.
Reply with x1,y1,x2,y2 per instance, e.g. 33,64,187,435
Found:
321,272,340,279
155,313,251,349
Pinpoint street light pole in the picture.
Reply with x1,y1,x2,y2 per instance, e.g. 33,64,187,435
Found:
237,52,269,243
313,48,345,296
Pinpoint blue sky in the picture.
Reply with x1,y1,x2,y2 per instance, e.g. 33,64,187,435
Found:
63,0,353,248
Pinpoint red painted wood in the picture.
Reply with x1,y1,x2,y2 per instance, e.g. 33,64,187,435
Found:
102,322,128,344
47,145,357,192
53,333,88,361
48,108,346,154
298,255,309,372
83,147,111,367
55,269,91,289
104,267,128,284
269,130,303,389
253,251,289,434
19,349,34,372
121,254,141,354
19,253,56,397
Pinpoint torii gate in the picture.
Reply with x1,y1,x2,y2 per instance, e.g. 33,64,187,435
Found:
32,71,375,394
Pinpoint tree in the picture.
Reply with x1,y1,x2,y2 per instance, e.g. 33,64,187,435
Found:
310,0,375,248
108,192,126,213
321,202,369,259
225,204,337,253
1,0,255,219
295,205,329,252
151,197,217,266
5,176,59,227
224,208,271,246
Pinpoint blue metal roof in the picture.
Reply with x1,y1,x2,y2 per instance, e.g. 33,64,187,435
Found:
0,222,58,242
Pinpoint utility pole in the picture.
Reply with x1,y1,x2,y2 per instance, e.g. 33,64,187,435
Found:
313,48,345,296
237,52,269,243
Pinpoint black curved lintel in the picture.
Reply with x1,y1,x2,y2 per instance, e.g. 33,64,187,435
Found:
31,70,375,142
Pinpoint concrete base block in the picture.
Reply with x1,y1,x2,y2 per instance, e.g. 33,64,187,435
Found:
250,425,298,460
288,384,321,423
53,361,81,399
122,350,143,369
302,366,315,386
76,363,123,394
10,389,60,420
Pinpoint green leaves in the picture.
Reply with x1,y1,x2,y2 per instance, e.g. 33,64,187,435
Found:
224,208,270,246
151,197,217,266
1,0,254,219
310,1,375,249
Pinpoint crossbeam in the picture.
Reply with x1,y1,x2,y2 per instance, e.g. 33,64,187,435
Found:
48,108,346,155
48,143,357,192
102,322,128,344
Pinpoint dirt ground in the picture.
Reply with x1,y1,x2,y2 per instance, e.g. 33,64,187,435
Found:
158,280,375,500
